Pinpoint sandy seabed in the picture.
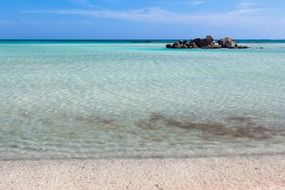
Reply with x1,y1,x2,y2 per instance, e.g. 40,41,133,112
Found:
0,155,284,190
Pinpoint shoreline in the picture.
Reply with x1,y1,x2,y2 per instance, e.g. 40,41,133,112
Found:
1,155,284,190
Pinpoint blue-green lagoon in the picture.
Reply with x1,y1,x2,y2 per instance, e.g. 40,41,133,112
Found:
0,41,284,160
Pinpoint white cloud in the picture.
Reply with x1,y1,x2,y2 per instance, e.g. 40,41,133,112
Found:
26,6,262,25
24,1,285,28
238,0,258,9
69,0,95,7
58,20,94,25
0,19,14,26
235,0,261,14
187,0,206,6
70,0,88,5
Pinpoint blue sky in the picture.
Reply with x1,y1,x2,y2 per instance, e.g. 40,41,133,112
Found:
0,0,284,39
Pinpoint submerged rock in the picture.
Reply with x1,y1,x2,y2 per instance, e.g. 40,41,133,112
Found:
238,46,248,49
166,35,248,49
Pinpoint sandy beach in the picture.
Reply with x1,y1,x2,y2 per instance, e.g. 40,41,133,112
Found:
0,155,284,190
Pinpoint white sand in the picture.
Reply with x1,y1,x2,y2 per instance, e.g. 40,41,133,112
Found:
0,155,285,190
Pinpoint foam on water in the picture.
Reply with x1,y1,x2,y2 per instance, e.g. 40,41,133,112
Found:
0,41,285,160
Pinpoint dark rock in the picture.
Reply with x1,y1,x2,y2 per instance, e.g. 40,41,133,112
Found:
192,39,206,47
237,46,248,49
172,42,181,48
191,38,203,47
191,35,214,48
166,44,173,48
203,44,222,49
184,41,191,47
205,35,214,45
218,37,237,48
190,42,199,48
165,35,248,49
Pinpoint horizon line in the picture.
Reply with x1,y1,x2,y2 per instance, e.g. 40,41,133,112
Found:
1,38,285,41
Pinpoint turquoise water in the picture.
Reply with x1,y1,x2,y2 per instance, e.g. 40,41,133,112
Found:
0,41,285,160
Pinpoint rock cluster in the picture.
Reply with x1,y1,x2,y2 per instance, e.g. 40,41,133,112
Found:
166,36,248,49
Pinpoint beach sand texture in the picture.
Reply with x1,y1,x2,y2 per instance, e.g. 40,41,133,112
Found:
0,155,285,190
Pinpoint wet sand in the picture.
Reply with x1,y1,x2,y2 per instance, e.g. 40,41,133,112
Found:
0,155,285,190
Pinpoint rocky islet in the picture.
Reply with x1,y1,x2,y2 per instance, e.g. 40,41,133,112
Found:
166,35,248,49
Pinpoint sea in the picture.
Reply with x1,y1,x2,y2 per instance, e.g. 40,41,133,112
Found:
0,40,284,160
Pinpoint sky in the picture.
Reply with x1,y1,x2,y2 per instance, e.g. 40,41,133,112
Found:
0,0,284,39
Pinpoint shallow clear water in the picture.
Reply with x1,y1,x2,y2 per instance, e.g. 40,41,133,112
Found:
0,41,285,160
